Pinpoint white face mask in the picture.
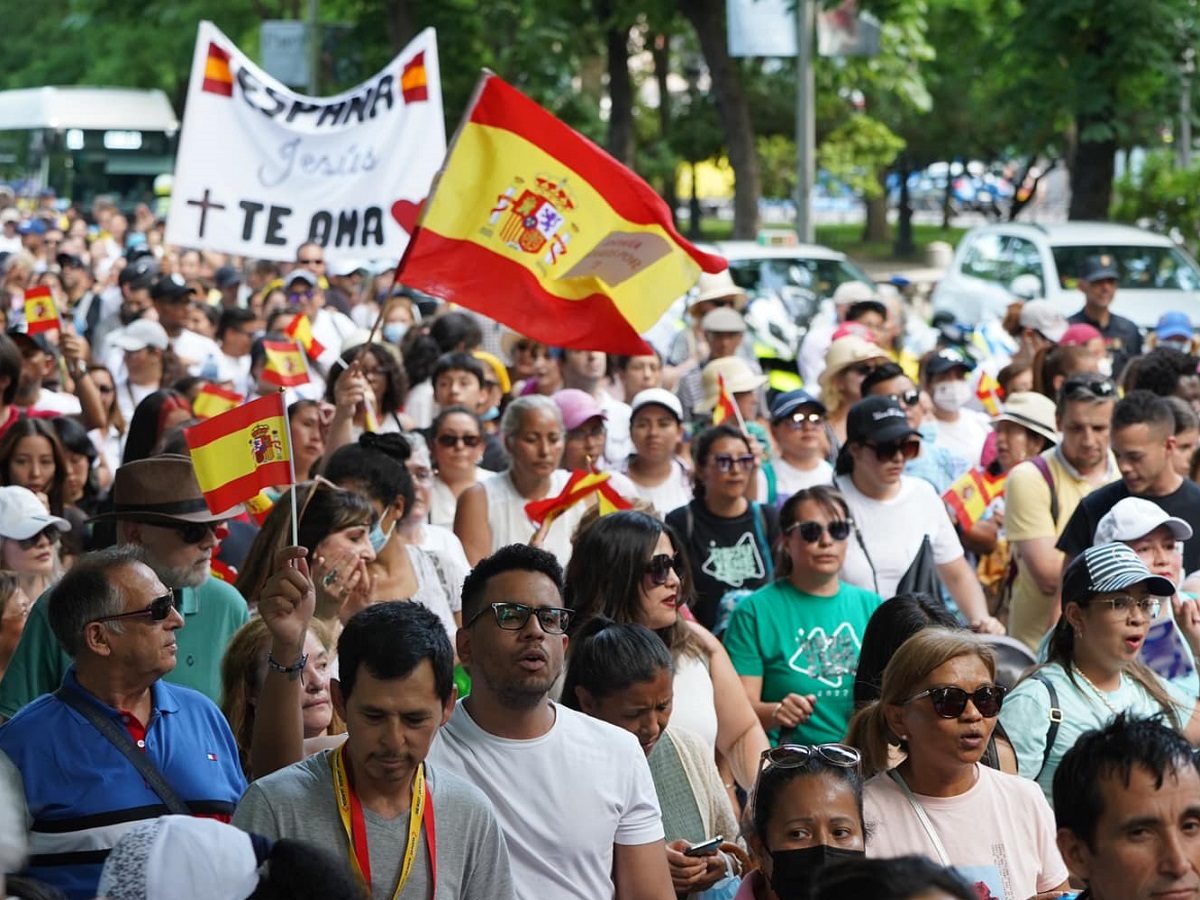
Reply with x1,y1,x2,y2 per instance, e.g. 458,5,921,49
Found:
932,380,971,413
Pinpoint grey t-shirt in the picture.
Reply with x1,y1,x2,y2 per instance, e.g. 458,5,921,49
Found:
233,749,514,900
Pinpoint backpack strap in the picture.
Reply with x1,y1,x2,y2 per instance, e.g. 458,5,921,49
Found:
1030,454,1059,526
750,502,774,581
1030,673,1063,781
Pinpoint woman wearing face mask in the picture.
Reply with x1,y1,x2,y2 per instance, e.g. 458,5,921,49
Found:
563,618,745,899
920,348,991,465
735,743,867,900
1000,542,1200,805
846,629,1070,897
428,405,492,528
324,432,461,644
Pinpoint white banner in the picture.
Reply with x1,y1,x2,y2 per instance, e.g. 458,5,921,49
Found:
166,21,445,264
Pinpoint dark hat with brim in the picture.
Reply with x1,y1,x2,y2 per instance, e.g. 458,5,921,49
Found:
1062,541,1176,603
89,455,234,524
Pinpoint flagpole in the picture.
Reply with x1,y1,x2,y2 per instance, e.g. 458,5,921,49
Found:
279,388,299,547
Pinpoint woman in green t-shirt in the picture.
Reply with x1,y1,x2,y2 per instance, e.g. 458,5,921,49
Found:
723,486,883,746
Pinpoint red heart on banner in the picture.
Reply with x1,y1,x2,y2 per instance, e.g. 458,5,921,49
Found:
390,198,424,234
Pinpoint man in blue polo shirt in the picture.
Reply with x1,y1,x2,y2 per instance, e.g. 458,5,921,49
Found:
0,455,249,719
0,546,246,899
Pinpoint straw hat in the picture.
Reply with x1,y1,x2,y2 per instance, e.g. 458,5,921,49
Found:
695,357,766,414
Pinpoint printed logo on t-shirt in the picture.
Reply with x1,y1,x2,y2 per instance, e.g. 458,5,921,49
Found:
955,865,1003,900
787,623,862,689
701,532,765,587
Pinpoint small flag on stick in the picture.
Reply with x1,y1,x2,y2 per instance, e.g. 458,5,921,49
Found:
284,314,325,362
23,286,59,335
524,469,632,528
193,383,243,419
943,467,1006,531
711,374,738,426
262,340,310,387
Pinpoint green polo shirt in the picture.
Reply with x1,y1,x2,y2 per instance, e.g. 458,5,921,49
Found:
0,577,249,719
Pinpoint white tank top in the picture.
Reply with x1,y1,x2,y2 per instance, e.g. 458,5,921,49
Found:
482,469,584,571
670,651,719,751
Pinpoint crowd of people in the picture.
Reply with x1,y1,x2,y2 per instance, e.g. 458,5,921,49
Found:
0,194,1200,900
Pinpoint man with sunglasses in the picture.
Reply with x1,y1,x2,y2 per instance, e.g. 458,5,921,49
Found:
1006,374,1119,650
0,456,249,720
1069,254,1142,381
428,544,674,900
0,546,246,898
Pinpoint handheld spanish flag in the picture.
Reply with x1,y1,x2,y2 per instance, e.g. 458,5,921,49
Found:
284,313,325,362
712,374,738,426
244,491,275,525
185,392,294,515
193,383,243,419
976,371,1003,416
942,467,1006,531
23,286,59,335
262,340,310,387
395,72,727,355
524,469,632,528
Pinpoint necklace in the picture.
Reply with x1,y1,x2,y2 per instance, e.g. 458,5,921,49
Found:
1073,665,1122,716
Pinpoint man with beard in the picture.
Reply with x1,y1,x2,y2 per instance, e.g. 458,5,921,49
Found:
428,543,673,900
0,456,248,719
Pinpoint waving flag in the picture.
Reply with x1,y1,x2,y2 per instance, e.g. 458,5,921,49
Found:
262,340,310,387
193,383,243,419
943,467,1006,531
524,469,632,527
711,374,738,426
976,371,1002,416
23,286,59,335
395,72,727,355
284,313,325,362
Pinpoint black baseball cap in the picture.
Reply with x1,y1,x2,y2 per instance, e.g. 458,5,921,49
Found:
118,256,159,289
846,396,920,445
770,389,826,423
1080,254,1119,282
150,273,195,303
924,347,973,379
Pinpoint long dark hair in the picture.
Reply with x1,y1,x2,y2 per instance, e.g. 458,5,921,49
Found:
776,485,851,580
564,510,698,657
325,343,407,414
0,416,67,515
852,593,960,710
50,415,99,512
325,431,414,514
122,388,190,464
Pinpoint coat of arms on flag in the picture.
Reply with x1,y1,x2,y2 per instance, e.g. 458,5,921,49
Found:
491,177,576,264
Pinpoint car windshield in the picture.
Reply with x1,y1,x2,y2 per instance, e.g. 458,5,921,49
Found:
726,256,874,300
1051,244,1200,291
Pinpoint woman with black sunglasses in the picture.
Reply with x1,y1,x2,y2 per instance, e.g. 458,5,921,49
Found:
999,542,1200,806
565,509,769,795
846,628,1069,896
725,486,882,748
428,405,490,527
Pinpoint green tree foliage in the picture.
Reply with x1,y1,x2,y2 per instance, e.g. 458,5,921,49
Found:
1112,150,1200,253
817,115,904,199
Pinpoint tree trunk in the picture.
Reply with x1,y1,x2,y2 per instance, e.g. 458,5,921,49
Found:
679,0,760,239
605,21,635,166
652,32,679,227
381,0,416,51
1068,133,1116,220
862,169,889,242
689,160,703,240
942,164,954,229
894,163,915,257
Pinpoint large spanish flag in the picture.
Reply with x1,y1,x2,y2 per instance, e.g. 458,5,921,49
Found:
185,393,294,515
395,73,727,355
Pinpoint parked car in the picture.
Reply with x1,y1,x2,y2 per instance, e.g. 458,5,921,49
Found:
931,222,1200,328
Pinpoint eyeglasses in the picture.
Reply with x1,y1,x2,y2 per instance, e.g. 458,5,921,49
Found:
465,602,572,634
890,389,921,408
287,290,315,304
17,526,60,550
90,590,177,625
407,466,433,484
904,684,1007,719
436,433,482,448
1061,376,1116,399
1088,594,1163,618
712,453,755,473
786,519,853,543
785,411,825,428
865,439,920,461
759,743,862,774
644,553,683,586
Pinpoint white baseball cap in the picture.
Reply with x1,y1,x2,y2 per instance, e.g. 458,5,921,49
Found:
0,486,69,541
630,388,684,422
1095,496,1193,545
110,319,169,353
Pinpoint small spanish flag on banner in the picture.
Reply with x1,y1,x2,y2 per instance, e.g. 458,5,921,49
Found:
284,314,325,362
23,286,59,335
712,374,738,426
976,371,1003,416
202,41,234,97
395,72,727,355
524,469,632,527
401,51,428,103
193,383,243,419
185,393,293,515
262,340,310,387
942,467,1006,531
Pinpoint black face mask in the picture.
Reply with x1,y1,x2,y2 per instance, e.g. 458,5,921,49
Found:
768,844,866,900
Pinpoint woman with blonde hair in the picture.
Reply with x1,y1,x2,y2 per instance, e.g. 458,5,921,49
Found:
846,628,1068,896
219,617,339,778
818,335,889,444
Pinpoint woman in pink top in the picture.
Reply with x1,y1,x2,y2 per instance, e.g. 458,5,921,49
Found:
846,629,1071,900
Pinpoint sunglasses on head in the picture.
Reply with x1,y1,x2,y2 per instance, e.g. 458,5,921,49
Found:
759,743,861,774
436,433,482,449
17,526,60,550
90,590,177,625
1061,375,1116,399
713,453,755,473
786,519,852,543
644,553,683,586
865,439,920,462
904,684,1007,719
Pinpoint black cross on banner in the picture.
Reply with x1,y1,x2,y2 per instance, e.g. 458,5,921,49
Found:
186,189,227,238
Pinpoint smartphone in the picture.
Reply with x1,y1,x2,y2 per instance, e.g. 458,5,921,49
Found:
683,836,723,857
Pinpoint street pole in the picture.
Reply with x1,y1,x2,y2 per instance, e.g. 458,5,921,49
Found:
307,0,320,95
1182,47,1194,169
795,0,815,243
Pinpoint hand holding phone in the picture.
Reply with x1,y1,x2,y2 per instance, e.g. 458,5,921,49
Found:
683,835,723,857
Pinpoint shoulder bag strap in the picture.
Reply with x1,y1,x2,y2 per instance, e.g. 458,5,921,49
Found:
887,769,951,867
750,502,774,581
1030,454,1059,525
1029,673,1063,780
834,477,880,595
53,687,190,815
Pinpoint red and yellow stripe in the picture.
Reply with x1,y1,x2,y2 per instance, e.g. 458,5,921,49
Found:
185,393,293,515
203,42,234,97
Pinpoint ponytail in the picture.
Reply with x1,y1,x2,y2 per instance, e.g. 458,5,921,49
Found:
844,700,895,779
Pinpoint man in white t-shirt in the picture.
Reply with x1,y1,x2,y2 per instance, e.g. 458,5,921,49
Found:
922,347,991,465
150,274,221,377
427,544,673,900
